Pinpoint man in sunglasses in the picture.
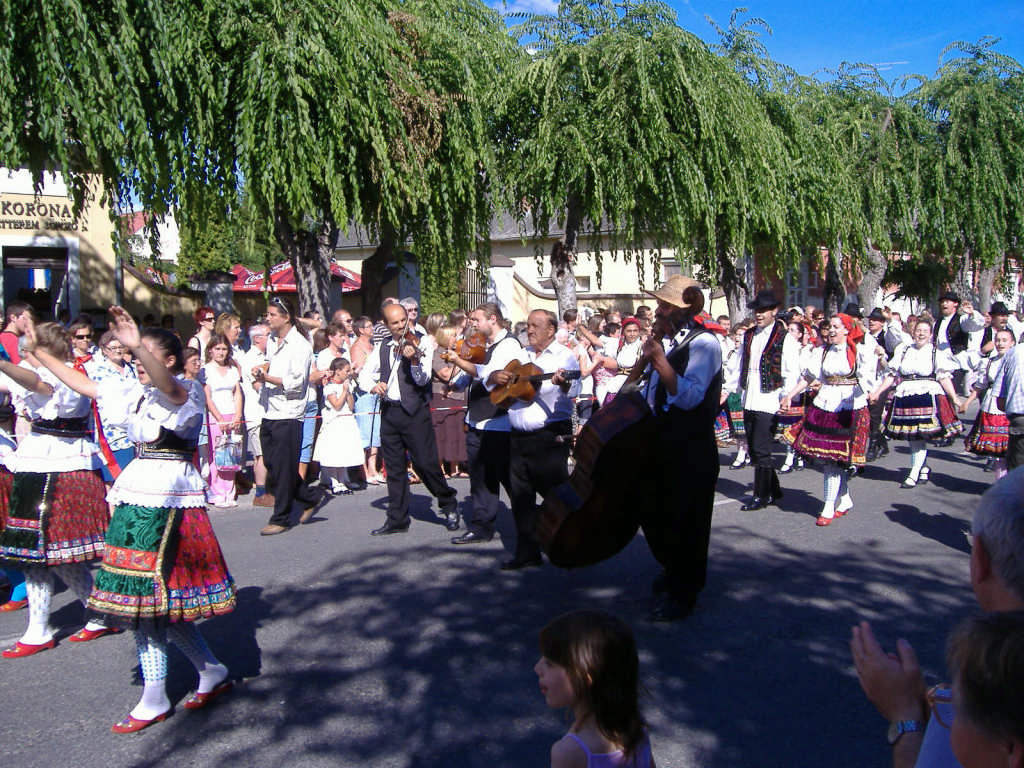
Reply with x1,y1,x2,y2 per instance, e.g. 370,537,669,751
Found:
851,468,1024,768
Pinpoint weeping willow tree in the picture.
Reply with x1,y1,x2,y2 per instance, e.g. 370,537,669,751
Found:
500,0,793,318
0,0,514,317
907,38,1024,311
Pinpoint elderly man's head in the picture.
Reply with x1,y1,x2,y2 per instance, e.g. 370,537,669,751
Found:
971,468,1024,610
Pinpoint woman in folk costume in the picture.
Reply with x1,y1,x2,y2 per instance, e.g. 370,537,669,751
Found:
31,308,236,733
0,321,116,658
869,318,964,488
781,314,874,526
962,327,1015,480
777,317,814,474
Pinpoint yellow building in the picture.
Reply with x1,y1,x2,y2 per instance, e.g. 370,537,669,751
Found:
0,169,197,328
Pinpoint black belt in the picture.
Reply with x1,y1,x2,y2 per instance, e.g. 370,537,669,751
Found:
900,374,936,381
512,420,572,436
136,443,195,461
31,416,91,438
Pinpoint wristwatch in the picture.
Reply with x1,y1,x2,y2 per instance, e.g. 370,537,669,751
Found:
887,719,926,745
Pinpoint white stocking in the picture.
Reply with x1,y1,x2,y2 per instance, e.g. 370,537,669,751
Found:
993,457,1008,481
909,441,928,481
837,470,853,512
168,623,228,694
53,564,106,632
781,447,795,470
822,466,842,519
21,567,54,644
132,629,171,720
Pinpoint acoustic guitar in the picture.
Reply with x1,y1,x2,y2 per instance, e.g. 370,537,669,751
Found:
489,360,582,409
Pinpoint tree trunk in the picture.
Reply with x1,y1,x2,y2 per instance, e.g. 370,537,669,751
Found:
274,212,332,319
857,242,888,312
360,223,397,318
950,249,975,306
716,239,749,323
550,192,581,319
823,239,845,315
977,262,999,313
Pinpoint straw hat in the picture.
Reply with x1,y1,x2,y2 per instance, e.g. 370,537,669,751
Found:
644,275,702,309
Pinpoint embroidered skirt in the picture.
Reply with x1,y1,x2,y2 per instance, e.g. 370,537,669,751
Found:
776,391,807,432
883,392,963,441
714,408,732,444
0,470,108,566
727,392,746,438
785,405,870,467
965,411,1009,456
86,503,235,628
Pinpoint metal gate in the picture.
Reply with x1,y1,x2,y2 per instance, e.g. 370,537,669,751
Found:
461,265,487,311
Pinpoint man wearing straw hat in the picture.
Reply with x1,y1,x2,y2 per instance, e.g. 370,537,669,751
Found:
639,275,723,621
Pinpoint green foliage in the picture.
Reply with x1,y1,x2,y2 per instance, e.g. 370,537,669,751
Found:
500,0,793,289
884,257,954,307
177,194,280,278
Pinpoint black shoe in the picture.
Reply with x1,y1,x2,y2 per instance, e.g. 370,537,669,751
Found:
451,531,494,545
650,595,696,622
651,570,670,594
866,444,879,463
740,496,769,511
347,481,367,491
877,441,890,457
371,523,410,536
440,504,460,532
778,463,795,474
500,555,543,571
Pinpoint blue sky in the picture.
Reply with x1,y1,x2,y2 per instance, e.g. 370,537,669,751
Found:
493,1,1024,83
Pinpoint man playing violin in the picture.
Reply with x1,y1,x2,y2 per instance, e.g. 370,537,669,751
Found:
445,303,522,546
639,276,723,621
358,303,459,535
490,309,580,571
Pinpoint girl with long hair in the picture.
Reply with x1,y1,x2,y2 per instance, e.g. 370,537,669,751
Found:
535,610,655,768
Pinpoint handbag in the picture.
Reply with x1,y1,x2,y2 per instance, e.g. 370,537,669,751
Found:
213,428,243,471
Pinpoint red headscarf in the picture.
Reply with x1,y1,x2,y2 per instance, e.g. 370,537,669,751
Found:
835,313,864,370
694,311,727,335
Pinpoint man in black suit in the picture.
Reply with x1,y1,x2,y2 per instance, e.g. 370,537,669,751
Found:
358,303,458,535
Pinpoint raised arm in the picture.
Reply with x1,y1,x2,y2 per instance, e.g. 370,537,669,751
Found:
110,306,188,405
30,346,98,398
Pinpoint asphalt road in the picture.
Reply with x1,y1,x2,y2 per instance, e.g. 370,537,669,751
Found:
0,421,988,768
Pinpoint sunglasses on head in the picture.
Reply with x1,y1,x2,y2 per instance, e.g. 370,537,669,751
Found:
269,297,290,315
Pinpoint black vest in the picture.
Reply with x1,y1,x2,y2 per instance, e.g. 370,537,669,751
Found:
934,313,969,355
466,333,522,426
654,328,723,430
380,340,431,414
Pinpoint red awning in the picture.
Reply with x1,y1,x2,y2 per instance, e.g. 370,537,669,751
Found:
230,261,361,293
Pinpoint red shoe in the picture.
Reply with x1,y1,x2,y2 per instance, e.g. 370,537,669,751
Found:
2,638,56,658
816,516,833,527
69,626,123,643
183,680,233,710
0,599,28,612
111,710,171,734
835,507,851,518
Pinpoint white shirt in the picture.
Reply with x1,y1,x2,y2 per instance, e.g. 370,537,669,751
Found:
260,325,313,420
357,337,431,401
465,329,520,431
506,341,581,432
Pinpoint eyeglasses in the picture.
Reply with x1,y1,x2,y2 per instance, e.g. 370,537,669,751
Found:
926,684,953,729
105,344,125,352
74,333,92,340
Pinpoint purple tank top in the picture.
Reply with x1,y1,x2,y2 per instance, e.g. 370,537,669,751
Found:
565,730,652,768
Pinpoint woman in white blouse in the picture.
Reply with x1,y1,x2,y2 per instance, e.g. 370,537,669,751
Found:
869,319,964,488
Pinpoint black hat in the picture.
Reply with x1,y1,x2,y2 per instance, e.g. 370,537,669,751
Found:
938,290,961,304
842,302,863,318
990,301,1011,316
747,290,780,311
867,308,886,322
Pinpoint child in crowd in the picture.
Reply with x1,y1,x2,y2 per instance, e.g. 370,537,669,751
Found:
313,357,364,495
535,610,655,768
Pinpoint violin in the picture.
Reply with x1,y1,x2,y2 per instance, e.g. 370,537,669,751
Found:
442,331,487,365
489,360,582,409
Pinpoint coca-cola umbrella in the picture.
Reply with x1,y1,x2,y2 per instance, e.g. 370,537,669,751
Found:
230,261,361,293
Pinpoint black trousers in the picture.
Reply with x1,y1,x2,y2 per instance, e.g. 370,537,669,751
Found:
465,427,511,536
868,383,892,441
261,418,322,527
639,417,718,603
744,410,781,498
1008,414,1024,470
509,423,571,561
380,401,456,528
